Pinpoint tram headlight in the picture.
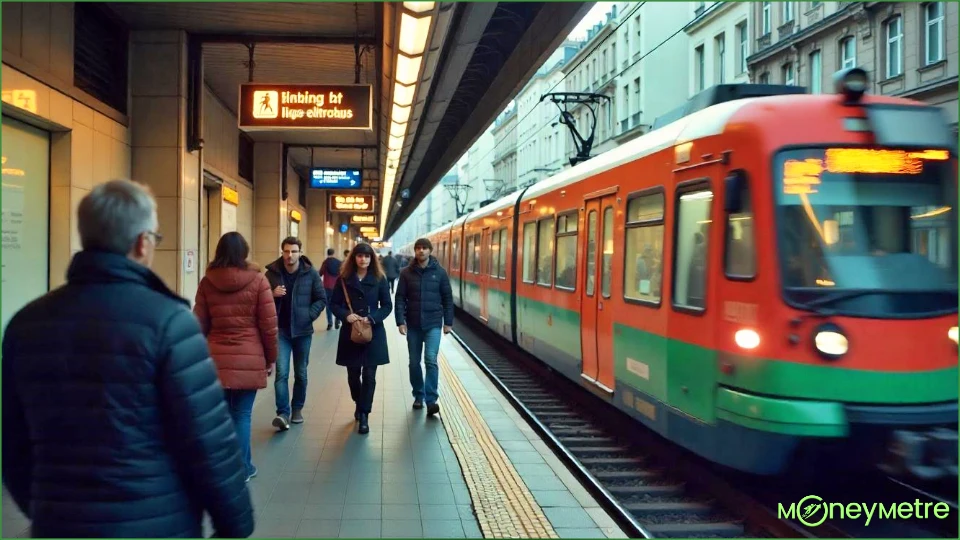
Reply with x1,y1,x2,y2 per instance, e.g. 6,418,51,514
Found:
813,322,848,360
949,326,958,345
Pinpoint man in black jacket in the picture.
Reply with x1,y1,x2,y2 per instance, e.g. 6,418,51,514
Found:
395,238,454,416
265,237,326,430
382,250,400,294
1,179,254,538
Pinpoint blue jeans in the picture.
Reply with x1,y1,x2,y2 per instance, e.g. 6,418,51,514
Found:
275,333,312,416
224,389,257,477
407,326,442,404
324,289,335,326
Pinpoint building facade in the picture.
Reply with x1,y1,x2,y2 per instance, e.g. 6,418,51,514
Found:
746,1,957,128
685,1,752,96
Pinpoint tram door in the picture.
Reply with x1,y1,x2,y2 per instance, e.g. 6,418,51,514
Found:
479,227,490,322
580,194,617,392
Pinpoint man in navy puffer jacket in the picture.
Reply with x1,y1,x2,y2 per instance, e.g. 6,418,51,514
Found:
1,180,254,538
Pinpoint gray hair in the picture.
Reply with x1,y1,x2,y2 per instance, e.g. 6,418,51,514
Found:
78,179,158,255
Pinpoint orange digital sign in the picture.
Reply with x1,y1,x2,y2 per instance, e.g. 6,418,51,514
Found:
238,84,372,130
351,214,377,224
330,194,375,213
783,148,949,195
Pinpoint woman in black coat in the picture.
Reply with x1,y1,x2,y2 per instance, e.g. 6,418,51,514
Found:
329,242,393,434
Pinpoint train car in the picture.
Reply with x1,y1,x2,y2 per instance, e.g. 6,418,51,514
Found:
447,69,958,477
458,193,524,342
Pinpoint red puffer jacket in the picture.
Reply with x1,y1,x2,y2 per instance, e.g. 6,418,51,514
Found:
194,263,278,390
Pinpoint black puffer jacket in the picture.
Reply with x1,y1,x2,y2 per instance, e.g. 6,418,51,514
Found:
1,250,254,538
264,256,326,337
394,256,454,329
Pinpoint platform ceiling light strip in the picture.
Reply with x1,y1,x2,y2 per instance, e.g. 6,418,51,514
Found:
382,2,434,229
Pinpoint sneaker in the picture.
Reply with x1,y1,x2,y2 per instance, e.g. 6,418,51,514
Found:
272,414,290,431
245,467,258,483
427,403,440,416
327,324,332,330
291,409,304,424
413,399,423,410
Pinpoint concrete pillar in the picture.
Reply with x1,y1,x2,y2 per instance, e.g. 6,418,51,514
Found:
253,142,283,267
129,30,201,302
306,190,327,259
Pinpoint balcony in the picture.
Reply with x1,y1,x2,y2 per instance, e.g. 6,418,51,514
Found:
756,33,771,50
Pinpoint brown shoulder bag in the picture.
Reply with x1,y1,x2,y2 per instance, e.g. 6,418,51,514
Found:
341,280,373,344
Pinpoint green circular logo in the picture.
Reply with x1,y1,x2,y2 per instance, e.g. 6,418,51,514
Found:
797,495,827,527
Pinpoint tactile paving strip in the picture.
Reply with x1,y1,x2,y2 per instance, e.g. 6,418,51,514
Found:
437,350,559,539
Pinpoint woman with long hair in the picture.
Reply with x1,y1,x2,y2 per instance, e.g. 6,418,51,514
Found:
329,243,393,434
193,232,278,481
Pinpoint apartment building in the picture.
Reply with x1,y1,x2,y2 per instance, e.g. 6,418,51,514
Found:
686,1,752,96
747,1,957,128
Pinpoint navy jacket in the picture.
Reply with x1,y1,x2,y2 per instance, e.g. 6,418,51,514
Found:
264,256,326,337
329,273,393,367
1,250,254,538
394,256,454,330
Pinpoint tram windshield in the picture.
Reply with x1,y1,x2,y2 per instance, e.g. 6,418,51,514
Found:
774,147,958,317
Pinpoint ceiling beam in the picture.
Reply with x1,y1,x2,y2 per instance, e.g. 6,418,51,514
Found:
194,33,377,46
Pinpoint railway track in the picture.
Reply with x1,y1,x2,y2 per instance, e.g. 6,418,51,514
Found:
450,311,848,539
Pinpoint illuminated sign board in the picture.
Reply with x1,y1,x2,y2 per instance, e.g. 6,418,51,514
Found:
330,194,375,213
782,148,949,195
351,214,377,224
310,168,361,189
238,83,372,130
359,226,379,236
2,89,37,114
222,186,240,205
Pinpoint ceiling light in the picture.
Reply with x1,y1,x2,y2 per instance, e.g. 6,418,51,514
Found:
404,1,435,13
399,12,432,56
392,103,411,124
395,53,423,86
394,82,416,107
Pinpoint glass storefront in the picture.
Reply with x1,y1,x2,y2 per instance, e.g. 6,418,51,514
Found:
2,116,50,334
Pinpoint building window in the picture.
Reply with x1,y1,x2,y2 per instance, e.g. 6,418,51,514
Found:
925,3,945,65
809,50,822,94
759,72,770,84
715,33,726,84
885,16,903,78
74,3,129,114
784,2,795,22
840,36,856,69
737,22,748,74
695,45,706,91
782,62,795,85
762,2,771,35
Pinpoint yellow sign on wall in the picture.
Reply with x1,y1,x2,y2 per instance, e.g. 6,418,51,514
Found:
290,209,302,222
222,185,240,205
1,90,38,114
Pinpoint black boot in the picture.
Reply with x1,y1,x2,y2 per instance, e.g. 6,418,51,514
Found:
358,413,369,434
354,405,361,421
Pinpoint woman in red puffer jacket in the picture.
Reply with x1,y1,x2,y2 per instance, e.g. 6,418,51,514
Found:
194,231,278,483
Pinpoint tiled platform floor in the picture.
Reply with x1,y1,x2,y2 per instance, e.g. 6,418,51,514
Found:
2,315,626,539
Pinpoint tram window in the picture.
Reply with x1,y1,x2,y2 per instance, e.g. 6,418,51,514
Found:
498,228,508,278
725,177,756,278
522,222,537,283
673,188,713,310
489,230,500,277
601,207,614,298
466,235,475,273
586,211,598,296
624,191,665,304
452,238,460,271
472,233,481,274
555,212,578,290
537,217,555,287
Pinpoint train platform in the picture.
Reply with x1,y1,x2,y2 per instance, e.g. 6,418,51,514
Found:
1,316,627,539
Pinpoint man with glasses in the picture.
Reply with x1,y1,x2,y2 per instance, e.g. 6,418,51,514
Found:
1,179,254,538
265,237,326,430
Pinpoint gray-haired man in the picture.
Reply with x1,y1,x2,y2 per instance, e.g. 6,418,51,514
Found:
1,179,254,538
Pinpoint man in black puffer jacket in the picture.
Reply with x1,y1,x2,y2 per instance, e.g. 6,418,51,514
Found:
395,238,454,417
1,180,254,538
